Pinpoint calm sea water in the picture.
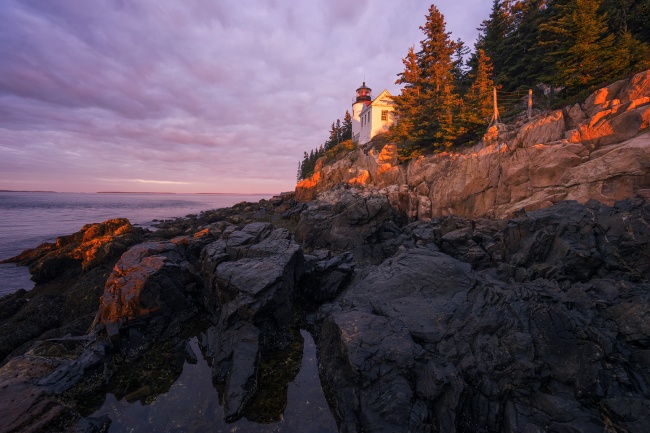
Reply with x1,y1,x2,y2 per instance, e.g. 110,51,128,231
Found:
0,191,272,297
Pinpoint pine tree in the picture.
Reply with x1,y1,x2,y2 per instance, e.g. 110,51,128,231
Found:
540,0,618,96
463,49,495,134
341,111,353,141
324,122,339,150
335,119,343,144
417,5,460,148
502,0,547,91
476,0,514,84
392,6,461,156
601,0,650,44
452,38,470,91
613,29,650,75
392,46,423,151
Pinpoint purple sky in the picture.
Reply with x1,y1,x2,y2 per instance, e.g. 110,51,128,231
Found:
0,1,492,194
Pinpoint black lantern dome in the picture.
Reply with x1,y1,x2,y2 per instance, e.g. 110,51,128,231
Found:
355,82,372,103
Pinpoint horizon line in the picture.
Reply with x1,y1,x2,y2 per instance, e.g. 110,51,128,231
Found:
0,189,281,195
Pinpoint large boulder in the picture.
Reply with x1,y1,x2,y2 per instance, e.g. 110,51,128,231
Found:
92,233,208,346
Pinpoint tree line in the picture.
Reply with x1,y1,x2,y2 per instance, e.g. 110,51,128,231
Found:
297,111,352,181
393,1,649,159
298,1,650,177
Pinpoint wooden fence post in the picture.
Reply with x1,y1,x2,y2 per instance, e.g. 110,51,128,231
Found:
490,87,500,127
528,89,533,120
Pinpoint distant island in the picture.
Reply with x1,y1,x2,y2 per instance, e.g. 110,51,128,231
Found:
0,190,57,193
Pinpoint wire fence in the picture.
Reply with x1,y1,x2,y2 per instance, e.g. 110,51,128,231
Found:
489,87,550,127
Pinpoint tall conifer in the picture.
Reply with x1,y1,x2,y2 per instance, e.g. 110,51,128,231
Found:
540,0,618,96
463,49,495,134
341,111,353,141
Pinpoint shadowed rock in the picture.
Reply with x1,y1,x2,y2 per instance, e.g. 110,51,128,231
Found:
199,223,305,421
317,200,650,433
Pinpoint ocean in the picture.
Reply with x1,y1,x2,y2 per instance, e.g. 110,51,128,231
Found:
0,191,273,297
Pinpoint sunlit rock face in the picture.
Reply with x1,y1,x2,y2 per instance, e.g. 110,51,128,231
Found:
93,234,207,339
2,218,145,283
296,70,650,220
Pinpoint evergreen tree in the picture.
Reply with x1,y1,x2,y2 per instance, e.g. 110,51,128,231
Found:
452,38,471,90
341,110,353,141
417,5,460,148
476,0,514,84
335,119,343,144
392,6,461,157
463,49,495,134
540,0,618,96
502,0,547,91
392,46,423,152
601,0,650,44
324,121,339,150
613,29,650,75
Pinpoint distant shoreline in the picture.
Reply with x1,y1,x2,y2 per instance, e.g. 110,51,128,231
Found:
0,190,57,193
1,190,277,195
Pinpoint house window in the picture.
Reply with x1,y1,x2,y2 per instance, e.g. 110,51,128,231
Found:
381,110,388,121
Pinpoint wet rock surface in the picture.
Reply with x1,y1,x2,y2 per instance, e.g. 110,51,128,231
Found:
1,190,649,432
200,222,305,420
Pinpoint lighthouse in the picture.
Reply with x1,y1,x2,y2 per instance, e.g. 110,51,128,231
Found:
351,82,372,143
351,82,396,145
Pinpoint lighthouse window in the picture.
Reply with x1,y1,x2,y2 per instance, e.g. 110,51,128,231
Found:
381,110,388,121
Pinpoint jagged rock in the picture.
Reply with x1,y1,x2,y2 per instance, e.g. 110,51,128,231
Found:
0,220,147,364
2,218,144,283
199,223,304,421
574,109,643,148
618,69,650,104
513,109,566,148
0,336,110,433
317,200,650,432
295,186,403,262
213,321,261,420
566,103,587,129
300,251,355,303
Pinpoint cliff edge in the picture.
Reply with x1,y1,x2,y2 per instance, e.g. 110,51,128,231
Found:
296,70,650,219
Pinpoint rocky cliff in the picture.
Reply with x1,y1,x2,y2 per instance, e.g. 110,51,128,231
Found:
296,70,650,220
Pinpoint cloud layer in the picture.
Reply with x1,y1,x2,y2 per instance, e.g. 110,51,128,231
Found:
0,0,492,193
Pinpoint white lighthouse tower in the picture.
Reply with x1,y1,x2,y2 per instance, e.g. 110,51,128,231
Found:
351,82,372,143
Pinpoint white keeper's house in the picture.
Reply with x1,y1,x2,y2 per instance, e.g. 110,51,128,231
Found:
351,82,396,145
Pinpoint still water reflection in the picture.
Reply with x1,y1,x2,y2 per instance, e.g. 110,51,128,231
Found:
92,330,337,432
